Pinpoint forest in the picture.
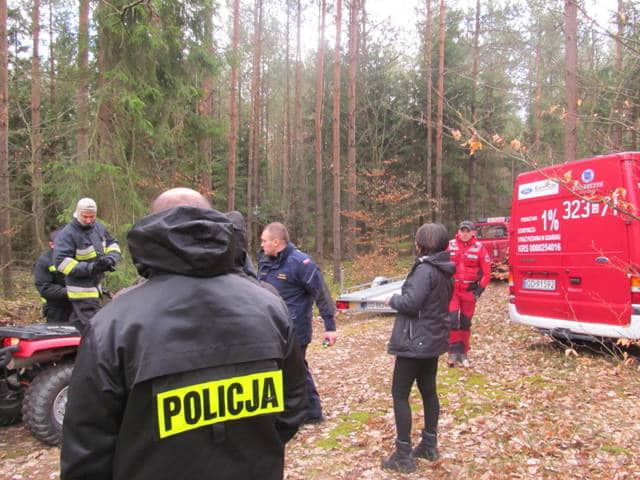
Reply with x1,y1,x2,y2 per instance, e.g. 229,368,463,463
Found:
1,0,639,295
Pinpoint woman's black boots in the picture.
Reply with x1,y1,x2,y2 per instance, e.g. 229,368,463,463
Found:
382,439,417,473
412,430,439,461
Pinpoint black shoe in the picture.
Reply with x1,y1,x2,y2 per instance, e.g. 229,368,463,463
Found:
447,352,460,367
413,430,439,461
303,415,325,425
382,440,416,473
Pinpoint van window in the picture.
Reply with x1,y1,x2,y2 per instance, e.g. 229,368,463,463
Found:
476,225,507,239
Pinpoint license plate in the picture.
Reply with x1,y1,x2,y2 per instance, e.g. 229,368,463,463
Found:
364,301,387,310
522,278,556,291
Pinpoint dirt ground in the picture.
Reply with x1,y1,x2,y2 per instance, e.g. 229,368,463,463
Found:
1,282,639,479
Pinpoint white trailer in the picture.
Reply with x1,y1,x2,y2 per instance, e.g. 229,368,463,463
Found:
335,275,404,314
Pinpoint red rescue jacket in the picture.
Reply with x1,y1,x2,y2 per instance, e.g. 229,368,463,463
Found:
448,233,491,290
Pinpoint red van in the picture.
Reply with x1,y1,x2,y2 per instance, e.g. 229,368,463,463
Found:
475,217,509,279
509,151,640,340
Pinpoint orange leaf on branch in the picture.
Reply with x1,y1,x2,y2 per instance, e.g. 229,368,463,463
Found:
467,137,483,155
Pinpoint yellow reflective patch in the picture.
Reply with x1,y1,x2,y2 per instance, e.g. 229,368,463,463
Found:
104,245,121,254
156,370,284,439
61,259,79,275
48,265,57,272
75,251,97,261
67,291,100,299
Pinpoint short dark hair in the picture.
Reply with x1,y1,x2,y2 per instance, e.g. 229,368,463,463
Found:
415,223,449,255
264,222,289,243
49,228,62,243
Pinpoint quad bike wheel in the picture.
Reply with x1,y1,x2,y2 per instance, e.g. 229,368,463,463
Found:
22,361,74,446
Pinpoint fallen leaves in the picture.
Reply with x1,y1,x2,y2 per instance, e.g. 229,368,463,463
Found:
2,282,639,479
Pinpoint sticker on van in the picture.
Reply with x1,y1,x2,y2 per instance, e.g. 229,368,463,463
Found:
517,179,559,200
580,169,594,183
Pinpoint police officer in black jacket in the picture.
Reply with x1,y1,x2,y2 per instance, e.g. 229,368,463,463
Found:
32,229,73,323
61,188,308,480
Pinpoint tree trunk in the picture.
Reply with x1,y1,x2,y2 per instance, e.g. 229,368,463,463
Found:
31,0,45,249
531,21,542,157
564,0,577,162
49,0,55,109
247,0,263,248
294,0,307,243
314,0,327,260
0,0,12,297
283,1,292,223
424,0,433,221
332,0,343,280
361,0,367,61
611,0,624,150
466,0,480,220
435,0,445,222
346,0,359,259
198,1,214,200
227,0,240,211
76,0,89,165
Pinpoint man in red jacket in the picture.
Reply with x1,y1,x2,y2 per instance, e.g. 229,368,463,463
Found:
447,220,491,368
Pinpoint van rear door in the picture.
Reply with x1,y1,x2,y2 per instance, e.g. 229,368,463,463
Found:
511,153,638,331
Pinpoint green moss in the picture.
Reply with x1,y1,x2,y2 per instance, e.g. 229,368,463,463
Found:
315,411,375,450
437,369,520,420
601,444,631,455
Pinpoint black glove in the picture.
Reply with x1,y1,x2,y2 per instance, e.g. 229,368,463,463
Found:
104,256,117,271
94,256,116,273
466,281,484,298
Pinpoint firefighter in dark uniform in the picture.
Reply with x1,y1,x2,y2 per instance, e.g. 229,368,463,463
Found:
447,220,491,368
32,229,73,323
60,188,308,480
258,222,337,423
53,198,121,334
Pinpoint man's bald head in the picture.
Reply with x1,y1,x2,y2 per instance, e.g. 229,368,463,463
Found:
151,188,212,213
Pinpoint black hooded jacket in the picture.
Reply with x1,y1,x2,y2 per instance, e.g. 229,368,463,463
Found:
388,251,455,358
60,207,308,480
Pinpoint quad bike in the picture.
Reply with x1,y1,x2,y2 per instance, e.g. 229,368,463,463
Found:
0,323,80,445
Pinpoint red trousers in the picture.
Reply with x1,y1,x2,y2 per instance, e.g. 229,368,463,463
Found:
448,286,477,354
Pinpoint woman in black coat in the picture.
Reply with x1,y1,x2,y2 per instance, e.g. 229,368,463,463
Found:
382,223,455,473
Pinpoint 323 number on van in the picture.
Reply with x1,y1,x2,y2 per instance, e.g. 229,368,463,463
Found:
561,199,612,221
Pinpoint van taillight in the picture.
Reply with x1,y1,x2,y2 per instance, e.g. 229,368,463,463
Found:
508,271,515,303
630,276,640,304
335,300,350,310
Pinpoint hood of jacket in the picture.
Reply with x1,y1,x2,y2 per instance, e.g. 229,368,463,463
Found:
417,250,456,277
127,206,235,278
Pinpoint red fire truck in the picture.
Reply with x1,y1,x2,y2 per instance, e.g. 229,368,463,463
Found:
509,151,640,341
474,217,509,280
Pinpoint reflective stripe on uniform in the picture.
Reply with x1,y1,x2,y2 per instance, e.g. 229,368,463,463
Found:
48,265,57,272
156,370,284,439
75,246,97,261
67,285,100,299
40,297,47,304
104,243,121,254
59,257,79,275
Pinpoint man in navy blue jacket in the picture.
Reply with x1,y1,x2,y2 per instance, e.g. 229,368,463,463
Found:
259,222,337,423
